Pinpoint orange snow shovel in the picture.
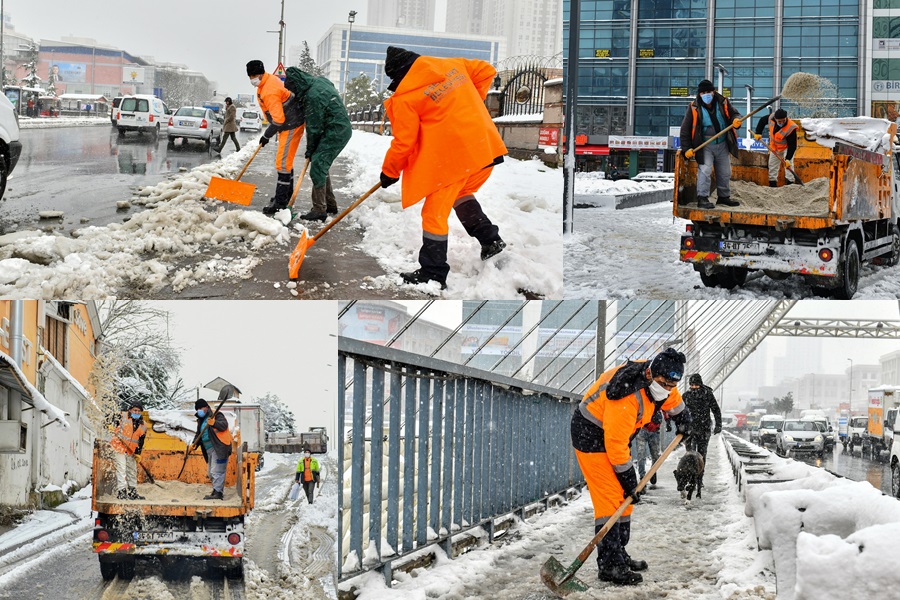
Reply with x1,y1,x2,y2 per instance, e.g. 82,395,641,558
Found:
203,144,263,206
288,181,381,279
540,433,684,597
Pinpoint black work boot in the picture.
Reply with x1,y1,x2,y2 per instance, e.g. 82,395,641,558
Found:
454,198,503,260
697,196,714,209
769,180,778,188
718,196,740,207
204,490,224,500
619,521,648,571
301,185,328,221
127,487,145,500
598,563,643,585
401,236,449,289
263,172,293,215
325,175,338,214
116,488,129,500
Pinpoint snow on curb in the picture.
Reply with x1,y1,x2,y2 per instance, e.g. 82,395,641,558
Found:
18,116,111,129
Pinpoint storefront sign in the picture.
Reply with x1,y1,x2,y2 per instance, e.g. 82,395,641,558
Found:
639,49,655,58
872,80,900,92
656,150,664,171
122,66,146,85
595,49,610,58
538,127,560,146
670,87,689,97
608,135,668,150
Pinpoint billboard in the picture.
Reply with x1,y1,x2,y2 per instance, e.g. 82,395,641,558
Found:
123,66,146,85
49,62,86,83
460,324,522,356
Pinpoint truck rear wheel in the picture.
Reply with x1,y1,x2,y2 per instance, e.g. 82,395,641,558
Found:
699,267,747,289
893,462,900,498
834,239,860,299
226,562,244,580
886,225,900,267
118,558,135,580
99,557,117,581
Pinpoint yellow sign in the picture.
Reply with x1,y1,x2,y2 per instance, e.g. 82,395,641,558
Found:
274,62,287,80
595,49,610,58
639,49,655,58
670,87,689,97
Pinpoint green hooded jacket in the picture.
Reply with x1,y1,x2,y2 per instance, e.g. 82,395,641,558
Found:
285,67,352,188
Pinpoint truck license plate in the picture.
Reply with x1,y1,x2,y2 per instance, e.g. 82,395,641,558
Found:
134,531,176,542
720,241,759,253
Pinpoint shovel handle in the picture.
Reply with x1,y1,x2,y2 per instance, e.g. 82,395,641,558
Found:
758,137,804,185
287,158,312,208
688,95,782,157
571,433,684,566
235,145,263,182
311,182,382,244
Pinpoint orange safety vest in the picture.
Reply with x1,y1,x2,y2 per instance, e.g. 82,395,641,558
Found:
768,119,798,152
689,97,735,142
304,458,313,480
579,362,685,469
110,412,147,455
209,416,233,447
256,72,292,126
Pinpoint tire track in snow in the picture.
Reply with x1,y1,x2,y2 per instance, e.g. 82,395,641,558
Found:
303,527,334,579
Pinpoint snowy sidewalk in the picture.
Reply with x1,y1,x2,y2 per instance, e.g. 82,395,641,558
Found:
18,116,111,129
346,437,775,599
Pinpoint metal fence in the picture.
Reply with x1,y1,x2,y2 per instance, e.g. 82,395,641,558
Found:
338,337,584,585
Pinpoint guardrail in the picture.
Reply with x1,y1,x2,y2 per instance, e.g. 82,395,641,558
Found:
338,337,585,585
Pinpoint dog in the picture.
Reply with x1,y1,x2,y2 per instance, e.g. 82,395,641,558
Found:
673,450,705,501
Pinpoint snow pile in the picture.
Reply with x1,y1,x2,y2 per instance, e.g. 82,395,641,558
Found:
0,350,69,428
40,346,90,400
800,117,893,153
0,146,290,298
338,131,563,298
18,116,110,129
493,112,543,123
575,172,673,195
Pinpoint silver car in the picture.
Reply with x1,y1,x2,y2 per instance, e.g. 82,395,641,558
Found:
776,419,825,458
167,107,223,150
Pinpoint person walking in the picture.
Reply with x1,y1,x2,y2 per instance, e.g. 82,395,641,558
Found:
379,46,508,290
570,348,693,585
109,400,147,500
631,409,663,486
215,97,241,154
195,388,236,501
246,60,306,216
754,108,798,187
284,66,353,222
680,79,743,209
681,374,722,464
294,449,320,504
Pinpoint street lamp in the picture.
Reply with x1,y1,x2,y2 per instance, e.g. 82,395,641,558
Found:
847,358,853,415
715,64,728,96
744,84,754,139
343,10,357,100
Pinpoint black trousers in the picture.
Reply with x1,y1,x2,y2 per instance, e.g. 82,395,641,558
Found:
302,480,316,504
218,131,240,151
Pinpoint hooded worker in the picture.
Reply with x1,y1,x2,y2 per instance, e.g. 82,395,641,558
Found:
570,348,692,585
246,59,306,216
284,66,352,221
380,46,508,290
195,384,238,501
109,400,147,500
680,79,743,209
754,108,799,187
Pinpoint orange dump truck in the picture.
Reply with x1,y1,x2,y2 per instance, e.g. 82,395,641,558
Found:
674,117,900,298
91,412,257,581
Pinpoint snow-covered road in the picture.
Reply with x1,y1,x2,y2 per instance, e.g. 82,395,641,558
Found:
564,204,900,299
344,436,776,599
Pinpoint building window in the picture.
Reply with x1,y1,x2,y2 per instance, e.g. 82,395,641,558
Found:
45,315,68,368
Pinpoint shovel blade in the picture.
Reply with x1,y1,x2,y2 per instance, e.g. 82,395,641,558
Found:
289,230,311,280
540,556,589,597
204,177,256,206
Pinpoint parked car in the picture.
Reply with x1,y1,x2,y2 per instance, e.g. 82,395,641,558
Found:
167,107,223,150
110,96,123,125
0,93,21,200
758,415,784,446
116,95,170,139
239,109,261,132
776,419,826,458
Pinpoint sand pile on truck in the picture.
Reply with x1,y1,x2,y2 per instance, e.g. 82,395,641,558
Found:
710,177,831,216
781,72,839,117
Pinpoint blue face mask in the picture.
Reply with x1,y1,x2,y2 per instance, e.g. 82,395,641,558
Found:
197,409,206,418
130,412,141,419
701,92,714,104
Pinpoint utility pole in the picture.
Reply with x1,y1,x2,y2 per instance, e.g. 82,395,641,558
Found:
847,358,853,415
562,0,580,235
278,0,286,67
1,0,4,89
343,11,357,100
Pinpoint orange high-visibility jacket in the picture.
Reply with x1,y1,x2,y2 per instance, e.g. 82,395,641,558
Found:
110,412,146,456
768,119,798,152
382,56,508,208
256,72,292,127
579,362,685,472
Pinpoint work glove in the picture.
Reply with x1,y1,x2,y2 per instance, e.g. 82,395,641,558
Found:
380,171,400,188
672,410,693,437
134,454,142,463
733,118,743,130
666,419,673,433
753,133,762,141
208,417,216,426
785,160,792,170
684,148,695,160
714,425,722,435
259,136,270,147
614,467,641,504
317,481,321,488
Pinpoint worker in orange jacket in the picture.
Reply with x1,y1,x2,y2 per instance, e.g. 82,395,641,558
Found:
570,348,692,586
109,400,147,501
380,46,508,290
246,60,306,216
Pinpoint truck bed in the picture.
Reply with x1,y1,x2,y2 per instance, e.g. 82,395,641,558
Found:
703,177,831,217
95,480,243,512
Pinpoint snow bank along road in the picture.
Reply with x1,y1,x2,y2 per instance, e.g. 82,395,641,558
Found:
0,452,337,600
564,204,900,299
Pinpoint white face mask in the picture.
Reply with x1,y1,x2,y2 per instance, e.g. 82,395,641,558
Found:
250,76,262,87
649,380,671,402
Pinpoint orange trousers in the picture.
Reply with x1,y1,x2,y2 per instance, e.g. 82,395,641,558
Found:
420,166,493,237
275,125,304,174
575,449,634,526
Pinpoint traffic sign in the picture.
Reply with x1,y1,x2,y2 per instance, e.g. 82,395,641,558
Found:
274,62,286,81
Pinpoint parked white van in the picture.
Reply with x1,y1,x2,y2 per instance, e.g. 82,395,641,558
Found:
0,93,21,200
115,95,171,139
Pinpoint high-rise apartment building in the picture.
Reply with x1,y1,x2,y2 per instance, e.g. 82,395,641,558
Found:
368,0,436,30
446,0,562,58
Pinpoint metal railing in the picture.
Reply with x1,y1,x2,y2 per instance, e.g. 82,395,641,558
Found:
338,337,584,585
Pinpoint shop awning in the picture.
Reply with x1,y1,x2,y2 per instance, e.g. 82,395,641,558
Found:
575,145,610,155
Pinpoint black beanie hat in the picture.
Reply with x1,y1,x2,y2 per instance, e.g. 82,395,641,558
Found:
129,400,144,411
650,348,686,381
384,46,421,91
698,79,715,93
246,60,265,77
195,399,210,411
689,373,703,386
774,108,787,119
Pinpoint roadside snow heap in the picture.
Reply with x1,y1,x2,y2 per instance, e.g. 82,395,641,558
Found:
0,152,294,298
728,439,900,600
800,117,894,154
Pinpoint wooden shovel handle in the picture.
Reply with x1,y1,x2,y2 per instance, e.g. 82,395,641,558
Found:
235,145,263,182
573,433,684,564
689,95,782,156
311,182,382,243
287,158,312,208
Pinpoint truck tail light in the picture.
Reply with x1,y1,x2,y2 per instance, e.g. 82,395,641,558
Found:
200,119,208,129
683,238,696,249
818,248,834,262
228,533,241,545
685,224,693,232
97,529,110,542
